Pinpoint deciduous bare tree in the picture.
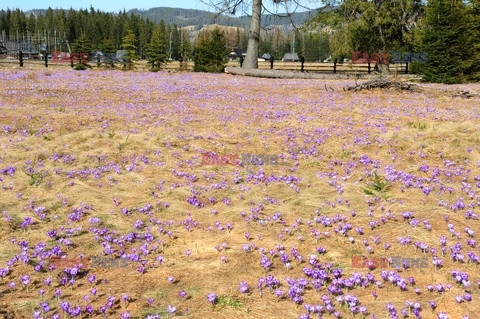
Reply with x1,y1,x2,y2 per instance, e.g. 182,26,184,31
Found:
202,0,321,69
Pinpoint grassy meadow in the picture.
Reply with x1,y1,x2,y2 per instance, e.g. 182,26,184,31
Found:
0,68,479,319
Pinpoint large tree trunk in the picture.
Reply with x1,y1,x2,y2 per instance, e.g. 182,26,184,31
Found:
243,0,262,69
376,63,390,77
225,67,372,80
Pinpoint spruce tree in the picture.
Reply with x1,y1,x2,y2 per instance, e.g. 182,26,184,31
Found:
147,25,169,71
121,29,138,70
71,33,93,69
171,25,181,60
100,38,117,67
72,33,93,54
418,0,466,83
180,30,191,61
461,0,480,81
193,28,228,73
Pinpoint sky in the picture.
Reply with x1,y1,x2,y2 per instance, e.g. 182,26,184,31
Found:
0,0,318,14
0,0,212,12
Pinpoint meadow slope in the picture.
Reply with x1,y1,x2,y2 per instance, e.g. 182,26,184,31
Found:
0,69,479,319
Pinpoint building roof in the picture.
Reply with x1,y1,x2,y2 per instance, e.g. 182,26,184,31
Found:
282,53,300,61
230,49,246,57
261,53,272,60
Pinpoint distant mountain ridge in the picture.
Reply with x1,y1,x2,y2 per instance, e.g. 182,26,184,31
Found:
25,6,328,29
128,7,319,28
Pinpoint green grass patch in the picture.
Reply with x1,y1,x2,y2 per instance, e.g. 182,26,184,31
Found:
407,121,427,130
215,295,243,310
362,171,394,200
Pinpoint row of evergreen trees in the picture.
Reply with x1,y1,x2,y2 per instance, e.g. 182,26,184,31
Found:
259,29,331,62
0,7,331,63
0,7,190,60
2,2,479,82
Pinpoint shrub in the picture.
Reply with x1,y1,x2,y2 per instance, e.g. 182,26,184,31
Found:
73,63,91,71
193,28,229,73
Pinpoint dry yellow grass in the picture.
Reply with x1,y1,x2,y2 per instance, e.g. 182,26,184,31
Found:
0,68,479,319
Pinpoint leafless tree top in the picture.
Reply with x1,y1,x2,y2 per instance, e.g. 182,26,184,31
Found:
200,0,323,29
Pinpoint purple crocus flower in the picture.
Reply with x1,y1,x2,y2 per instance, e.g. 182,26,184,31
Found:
166,305,176,314
20,275,31,286
69,306,81,317
207,293,217,304
85,305,93,314
40,302,50,313
43,278,52,286
239,281,249,293
60,301,70,313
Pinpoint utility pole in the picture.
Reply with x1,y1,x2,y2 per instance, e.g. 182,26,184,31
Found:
169,31,172,60
292,32,295,55
65,39,71,54
180,31,183,59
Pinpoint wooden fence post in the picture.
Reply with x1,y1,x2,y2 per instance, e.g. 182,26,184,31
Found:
333,59,337,74
19,51,23,67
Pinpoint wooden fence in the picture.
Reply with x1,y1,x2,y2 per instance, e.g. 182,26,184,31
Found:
0,54,409,74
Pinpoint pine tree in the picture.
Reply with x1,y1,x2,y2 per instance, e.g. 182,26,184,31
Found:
147,25,169,71
121,29,138,70
417,0,466,83
193,28,228,73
